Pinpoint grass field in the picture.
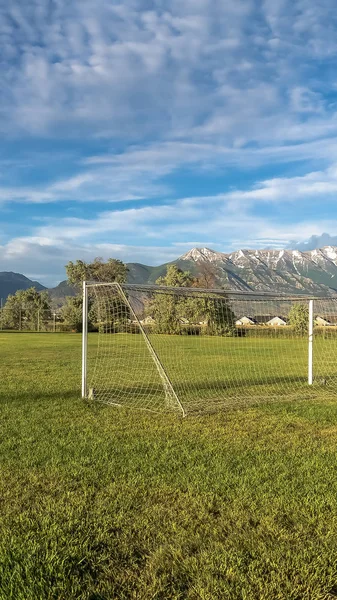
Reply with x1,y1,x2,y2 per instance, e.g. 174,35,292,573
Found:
2,333,337,598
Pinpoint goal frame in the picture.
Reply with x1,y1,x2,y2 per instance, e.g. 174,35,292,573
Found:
81,282,318,415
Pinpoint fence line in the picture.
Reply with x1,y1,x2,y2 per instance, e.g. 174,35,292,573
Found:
0,308,73,332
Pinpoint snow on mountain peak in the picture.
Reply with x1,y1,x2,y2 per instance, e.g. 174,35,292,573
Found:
309,246,337,264
180,247,221,262
323,246,337,261
172,244,337,296
180,244,337,277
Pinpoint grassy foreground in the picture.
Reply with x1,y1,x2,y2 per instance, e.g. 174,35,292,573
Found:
1,334,337,598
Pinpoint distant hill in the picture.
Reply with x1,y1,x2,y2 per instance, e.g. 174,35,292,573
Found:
0,272,46,303
0,274,78,307
5,243,337,305
48,280,77,307
126,260,200,285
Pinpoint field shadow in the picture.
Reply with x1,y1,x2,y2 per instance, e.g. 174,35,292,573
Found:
2,375,335,414
0,389,79,403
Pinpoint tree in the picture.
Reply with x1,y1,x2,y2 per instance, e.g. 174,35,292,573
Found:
193,262,218,289
148,266,196,334
3,288,51,330
192,264,235,334
60,296,83,332
144,266,191,333
148,265,235,336
288,303,309,336
156,265,194,288
63,257,128,332
66,257,128,289
202,296,235,336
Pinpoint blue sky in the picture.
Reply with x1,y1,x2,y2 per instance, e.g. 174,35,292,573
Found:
1,0,337,285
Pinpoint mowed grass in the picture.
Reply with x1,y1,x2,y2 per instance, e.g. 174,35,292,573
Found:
1,334,337,598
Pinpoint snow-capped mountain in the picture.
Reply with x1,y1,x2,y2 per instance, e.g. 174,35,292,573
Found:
4,244,337,300
177,246,337,295
180,247,226,263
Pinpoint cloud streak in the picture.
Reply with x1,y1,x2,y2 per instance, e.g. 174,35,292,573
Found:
2,137,337,207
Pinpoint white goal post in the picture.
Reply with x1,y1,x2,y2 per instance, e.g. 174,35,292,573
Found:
82,282,337,416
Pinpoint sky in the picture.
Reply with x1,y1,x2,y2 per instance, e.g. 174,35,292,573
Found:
1,0,337,285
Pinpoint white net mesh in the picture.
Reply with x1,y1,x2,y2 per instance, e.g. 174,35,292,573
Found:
85,283,337,416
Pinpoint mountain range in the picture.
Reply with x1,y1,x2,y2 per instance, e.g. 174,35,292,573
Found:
127,246,337,296
3,244,337,303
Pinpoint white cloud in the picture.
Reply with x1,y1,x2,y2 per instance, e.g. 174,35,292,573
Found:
2,0,337,284
0,0,336,147
221,162,337,205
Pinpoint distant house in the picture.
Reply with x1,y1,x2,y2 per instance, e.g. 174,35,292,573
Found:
266,316,287,326
179,317,190,325
315,316,331,326
140,316,155,325
236,316,256,326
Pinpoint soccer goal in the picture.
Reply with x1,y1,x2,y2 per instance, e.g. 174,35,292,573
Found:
82,282,337,416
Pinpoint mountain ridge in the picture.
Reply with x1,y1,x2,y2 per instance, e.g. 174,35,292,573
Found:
3,244,337,302
175,245,337,296
0,272,46,303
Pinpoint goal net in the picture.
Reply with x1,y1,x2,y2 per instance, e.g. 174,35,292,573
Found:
82,282,337,416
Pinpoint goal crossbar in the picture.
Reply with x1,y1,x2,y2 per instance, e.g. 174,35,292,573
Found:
85,281,321,300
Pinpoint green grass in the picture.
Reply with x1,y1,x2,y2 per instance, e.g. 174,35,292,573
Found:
2,334,337,598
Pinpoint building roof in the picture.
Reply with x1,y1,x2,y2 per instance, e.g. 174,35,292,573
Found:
315,315,332,324
266,316,287,324
236,316,257,324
